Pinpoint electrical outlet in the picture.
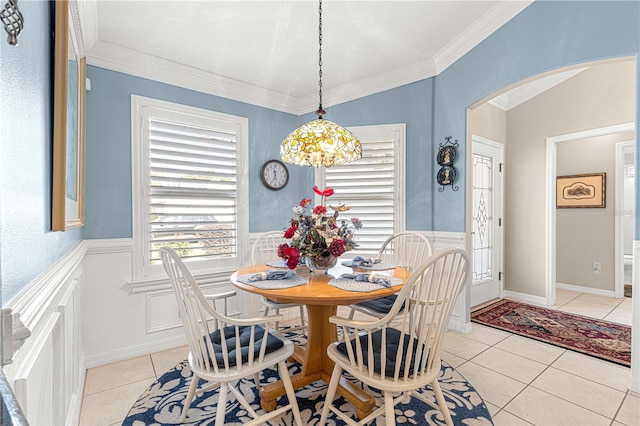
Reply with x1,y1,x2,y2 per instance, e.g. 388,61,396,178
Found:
593,262,602,273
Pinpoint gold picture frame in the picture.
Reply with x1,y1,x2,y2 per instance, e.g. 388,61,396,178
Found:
52,0,86,231
556,173,605,208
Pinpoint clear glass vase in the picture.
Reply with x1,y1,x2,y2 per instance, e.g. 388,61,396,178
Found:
305,255,338,273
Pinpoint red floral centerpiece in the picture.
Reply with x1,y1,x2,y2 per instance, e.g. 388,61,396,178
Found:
278,186,362,270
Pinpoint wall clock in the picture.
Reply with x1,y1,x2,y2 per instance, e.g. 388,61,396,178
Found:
260,159,289,190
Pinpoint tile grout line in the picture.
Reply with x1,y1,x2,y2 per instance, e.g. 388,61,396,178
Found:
527,379,623,422
609,389,631,426
549,360,631,394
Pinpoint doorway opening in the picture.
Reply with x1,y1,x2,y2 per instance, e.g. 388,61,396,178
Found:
546,123,635,305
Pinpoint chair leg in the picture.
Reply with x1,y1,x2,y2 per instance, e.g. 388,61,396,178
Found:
274,308,280,330
278,360,303,426
384,390,396,426
318,364,343,426
214,382,229,426
431,379,453,426
298,305,306,330
180,373,199,422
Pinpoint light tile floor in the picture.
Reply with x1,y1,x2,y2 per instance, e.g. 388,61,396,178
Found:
79,290,638,425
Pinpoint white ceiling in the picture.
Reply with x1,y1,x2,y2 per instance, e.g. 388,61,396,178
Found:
79,0,534,114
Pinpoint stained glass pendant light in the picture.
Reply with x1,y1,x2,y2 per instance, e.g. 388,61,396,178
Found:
280,0,362,167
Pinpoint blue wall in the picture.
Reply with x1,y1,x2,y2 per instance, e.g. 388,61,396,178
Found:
432,0,640,231
0,0,82,303
84,0,640,238
84,70,434,237
303,79,435,231
84,67,307,237
1,0,638,303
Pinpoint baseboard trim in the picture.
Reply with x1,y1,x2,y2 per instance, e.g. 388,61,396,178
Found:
84,335,187,369
556,283,617,298
503,290,548,306
448,311,472,333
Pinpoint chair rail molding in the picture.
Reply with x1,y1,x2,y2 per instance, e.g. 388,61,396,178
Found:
3,241,87,348
2,241,87,425
84,237,133,255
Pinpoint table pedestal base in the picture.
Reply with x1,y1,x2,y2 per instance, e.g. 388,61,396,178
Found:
259,304,376,419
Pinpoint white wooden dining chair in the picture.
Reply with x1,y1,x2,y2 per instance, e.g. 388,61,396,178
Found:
319,248,469,426
252,231,307,333
160,247,303,426
348,231,433,319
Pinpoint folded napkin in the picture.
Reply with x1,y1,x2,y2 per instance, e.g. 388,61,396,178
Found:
341,273,392,287
351,256,383,267
248,269,296,282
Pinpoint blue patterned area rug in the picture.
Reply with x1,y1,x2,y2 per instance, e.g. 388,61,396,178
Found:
123,358,492,425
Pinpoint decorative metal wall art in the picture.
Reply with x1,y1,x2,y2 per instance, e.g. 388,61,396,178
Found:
1,0,23,45
437,136,459,192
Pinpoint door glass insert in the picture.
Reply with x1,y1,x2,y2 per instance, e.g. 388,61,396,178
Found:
472,154,493,282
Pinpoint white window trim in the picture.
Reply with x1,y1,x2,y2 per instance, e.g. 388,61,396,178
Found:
131,95,249,280
315,123,406,243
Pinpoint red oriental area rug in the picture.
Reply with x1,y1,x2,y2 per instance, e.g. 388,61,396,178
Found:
471,299,631,367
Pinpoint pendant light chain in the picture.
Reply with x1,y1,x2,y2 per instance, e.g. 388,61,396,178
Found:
317,0,325,118
280,0,362,167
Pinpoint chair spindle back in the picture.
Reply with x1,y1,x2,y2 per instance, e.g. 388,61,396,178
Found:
252,231,287,264
378,231,433,272
161,247,274,376
339,248,469,382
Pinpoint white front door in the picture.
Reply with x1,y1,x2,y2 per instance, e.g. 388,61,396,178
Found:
471,136,504,307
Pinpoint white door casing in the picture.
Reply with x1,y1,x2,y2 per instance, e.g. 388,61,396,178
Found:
470,136,504,307
615,141,634,299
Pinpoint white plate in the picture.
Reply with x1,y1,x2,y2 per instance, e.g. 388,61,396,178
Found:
328,276,403,292
236,274,307,289
341,261,395,271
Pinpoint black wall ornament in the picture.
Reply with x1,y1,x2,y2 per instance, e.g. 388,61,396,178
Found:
437,136,459,192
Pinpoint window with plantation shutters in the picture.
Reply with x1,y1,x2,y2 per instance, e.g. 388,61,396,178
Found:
132,96,248,278
316,124,405,256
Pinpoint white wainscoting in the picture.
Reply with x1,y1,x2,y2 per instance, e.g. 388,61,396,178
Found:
0,230,468,425
82,231,469,367
2,241,87,426
422,231,470,333
82,238,253,368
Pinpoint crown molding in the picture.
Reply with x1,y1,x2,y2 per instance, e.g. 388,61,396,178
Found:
297,58,439,113
69,0,86,56
82,1,533,116
76,0,99,52
86,41,301,115
433,1,533,74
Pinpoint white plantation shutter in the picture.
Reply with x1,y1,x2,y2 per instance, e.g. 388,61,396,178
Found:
317,124,405,256
148,118,237,263
133,97,248,278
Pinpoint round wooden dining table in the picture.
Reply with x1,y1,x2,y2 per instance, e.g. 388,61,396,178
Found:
231,262,410,420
